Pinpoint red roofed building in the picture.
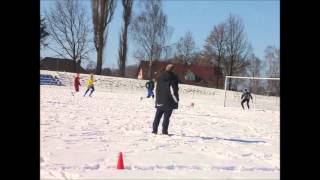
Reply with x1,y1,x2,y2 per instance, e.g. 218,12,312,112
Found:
136,61,224,88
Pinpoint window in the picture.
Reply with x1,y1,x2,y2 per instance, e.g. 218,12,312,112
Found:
185,71,195,81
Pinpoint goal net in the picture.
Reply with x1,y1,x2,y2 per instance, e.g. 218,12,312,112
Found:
223,76,280,111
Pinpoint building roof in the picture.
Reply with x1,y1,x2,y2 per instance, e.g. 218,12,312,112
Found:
40,57,88,73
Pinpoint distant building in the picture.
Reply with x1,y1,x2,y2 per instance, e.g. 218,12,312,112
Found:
136,60,224,88
40,57,88,73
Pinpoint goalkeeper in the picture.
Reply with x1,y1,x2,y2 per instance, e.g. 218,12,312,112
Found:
241,88,253,109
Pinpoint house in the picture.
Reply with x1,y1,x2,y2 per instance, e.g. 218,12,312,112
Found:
136,60,224,88
40,57,88,73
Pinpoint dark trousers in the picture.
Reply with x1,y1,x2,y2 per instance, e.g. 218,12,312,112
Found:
152,108,173,134
84,86,95,96
241,99,250,109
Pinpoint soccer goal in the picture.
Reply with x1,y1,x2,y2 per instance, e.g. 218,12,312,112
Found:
223,76,280,111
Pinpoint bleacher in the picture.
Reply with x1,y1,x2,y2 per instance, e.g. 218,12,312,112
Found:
40,74,61,85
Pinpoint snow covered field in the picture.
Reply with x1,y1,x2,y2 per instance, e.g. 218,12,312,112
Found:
40,72,279,180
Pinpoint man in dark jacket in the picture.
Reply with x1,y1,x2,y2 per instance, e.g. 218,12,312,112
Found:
152,64,179,135
145,79,155,98
241,88,253,109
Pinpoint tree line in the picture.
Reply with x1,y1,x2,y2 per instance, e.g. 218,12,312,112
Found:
40,0,279,94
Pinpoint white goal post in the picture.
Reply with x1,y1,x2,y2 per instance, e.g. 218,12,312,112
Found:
223,76,280,108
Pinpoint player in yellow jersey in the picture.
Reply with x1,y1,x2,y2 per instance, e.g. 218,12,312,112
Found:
83,73,96,97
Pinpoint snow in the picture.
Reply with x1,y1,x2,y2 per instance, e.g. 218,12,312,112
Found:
40,71,279,180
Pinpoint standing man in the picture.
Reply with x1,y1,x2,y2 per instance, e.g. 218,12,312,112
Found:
152,64,179,135
241,88,253,109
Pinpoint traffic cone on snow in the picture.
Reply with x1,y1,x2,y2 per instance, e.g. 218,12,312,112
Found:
117,152,124,169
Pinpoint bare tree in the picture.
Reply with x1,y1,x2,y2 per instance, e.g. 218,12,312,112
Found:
118,0,134,77
91,0,117,75
265,46,280,78
86,60,96,71
223,14,252,89
169,56,184,64
264,46,280,95
247,53,261,93
191,52,212,66
203,22,227,88
130,0,172,79
40,16,49,49
176,31,196,65
246,54,261,77
46,0,92,73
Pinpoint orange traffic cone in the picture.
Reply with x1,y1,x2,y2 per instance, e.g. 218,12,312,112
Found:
117,152,124,169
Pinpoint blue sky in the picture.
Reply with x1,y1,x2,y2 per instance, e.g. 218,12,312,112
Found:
41,0,279,69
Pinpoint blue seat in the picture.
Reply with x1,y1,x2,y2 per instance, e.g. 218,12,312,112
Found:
40,74,58,85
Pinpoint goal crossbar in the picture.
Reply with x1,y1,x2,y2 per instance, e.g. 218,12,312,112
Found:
225,76,280,80
224,76,280,107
